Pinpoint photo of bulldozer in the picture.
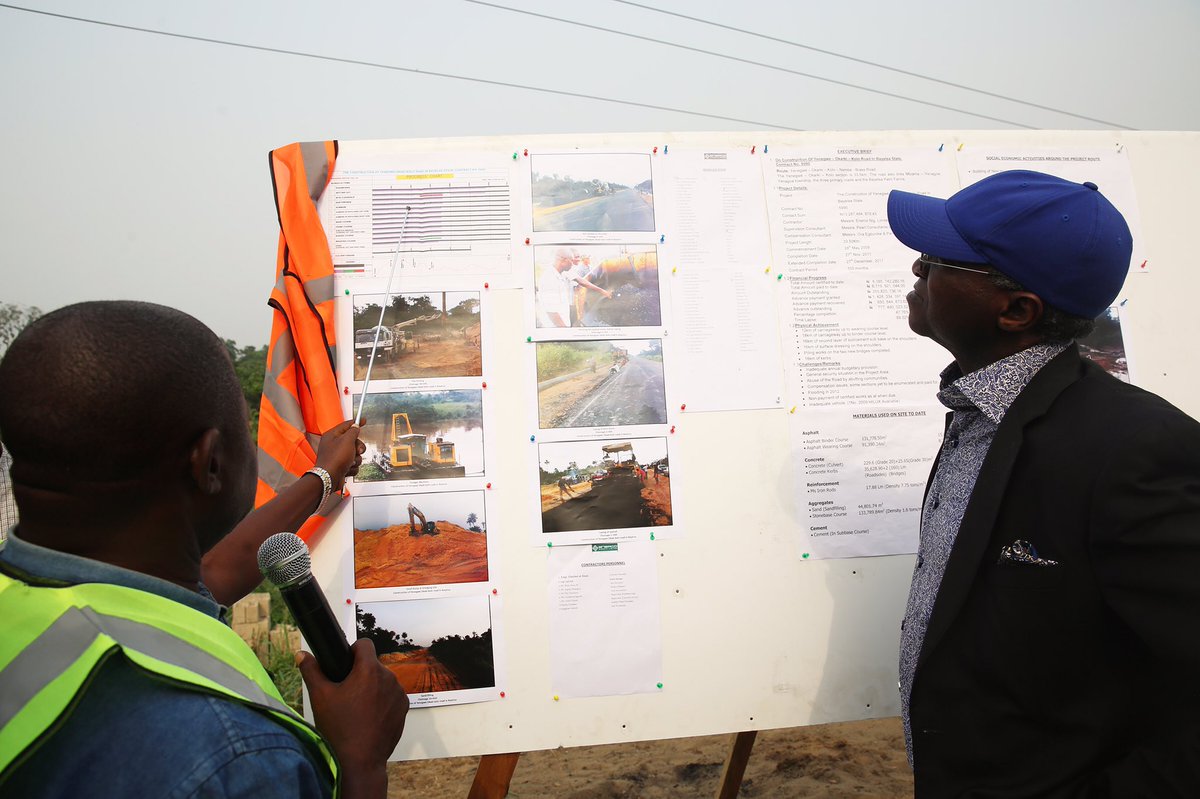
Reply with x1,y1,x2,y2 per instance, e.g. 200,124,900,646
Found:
374,413,467,479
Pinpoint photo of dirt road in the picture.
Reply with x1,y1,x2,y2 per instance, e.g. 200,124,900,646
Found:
539,438,671,533
357,596,495,697
352,291,481,380
354,492,487,589
537,339,666,429
532,153,655,232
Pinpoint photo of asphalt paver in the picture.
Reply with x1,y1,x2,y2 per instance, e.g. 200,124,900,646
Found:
553,355,666,428
542,473,647,532
535,189,654,232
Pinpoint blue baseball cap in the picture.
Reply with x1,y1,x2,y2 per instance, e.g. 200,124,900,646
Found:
887,170,1132,318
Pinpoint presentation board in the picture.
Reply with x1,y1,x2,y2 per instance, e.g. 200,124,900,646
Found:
301,130,1200,760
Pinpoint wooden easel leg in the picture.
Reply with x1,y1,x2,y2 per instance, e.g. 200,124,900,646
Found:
468,752,521,799
716,730,758,799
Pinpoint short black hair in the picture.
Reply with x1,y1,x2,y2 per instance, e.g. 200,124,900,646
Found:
0,301,246,485
989,272,1096,342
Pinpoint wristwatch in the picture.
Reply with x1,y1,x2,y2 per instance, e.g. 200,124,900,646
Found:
304,466,333,511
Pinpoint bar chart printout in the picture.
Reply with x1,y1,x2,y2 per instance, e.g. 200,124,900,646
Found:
324,163,514,278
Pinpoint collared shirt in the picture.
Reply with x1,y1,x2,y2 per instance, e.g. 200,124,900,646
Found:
0,446,15,541
0,532,331,799
536,263,572,327
898,341,1068,765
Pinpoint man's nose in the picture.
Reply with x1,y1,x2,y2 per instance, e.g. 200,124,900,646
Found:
912,258,926,278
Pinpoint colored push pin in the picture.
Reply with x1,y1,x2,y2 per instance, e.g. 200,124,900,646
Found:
764,266,771,274
649,532,655,541
547,541,553,548
343,387,350,395
525,237,530,245
751,145,756,154
526,335,532,343
486,482,492,489
512,152,518,160
484,282,489,289
492,588,498,595
938,143,944,152
802,553,810,559
789,405,797,414
345,598,352,605
957,143,965,151
653,146,658,154
482,381,488,389
664,145,668,154
1139,260,1148,270
777,273,783,281
680,403,686,411
1119,298,1129,307
529,434,535,442
670,425,676,434
500,691,506,698
523,148,529,156
671,267,677,275
344,289,350,295
659,234,665,243
763,145,768,154
657,683,663,689
553,695,560,702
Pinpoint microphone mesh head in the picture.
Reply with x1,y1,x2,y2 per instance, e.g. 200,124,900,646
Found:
257,532,311,588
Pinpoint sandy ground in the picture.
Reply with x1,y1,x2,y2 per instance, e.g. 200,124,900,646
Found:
386,717,913,797
540,480,594,513
639,476,672,526
538,370,609,426
355,329,482,380
355,521,488,588
381,649,465,694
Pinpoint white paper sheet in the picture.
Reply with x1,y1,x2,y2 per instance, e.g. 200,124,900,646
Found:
660,149,784,412
547,541,663,699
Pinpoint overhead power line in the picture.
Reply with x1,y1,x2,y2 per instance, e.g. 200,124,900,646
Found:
463,0,1037,129
0,3,801,131
610,0,1132,130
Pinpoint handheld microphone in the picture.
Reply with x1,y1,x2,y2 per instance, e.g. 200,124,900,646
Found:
257,532,353,682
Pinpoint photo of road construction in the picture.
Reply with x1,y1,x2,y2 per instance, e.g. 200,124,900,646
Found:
356,597,495,696
537,339,666,429
533,244,661,328
353,389,484,482
531,153,655,232
539,437,671,533
351,291,481,380
353,491,488,589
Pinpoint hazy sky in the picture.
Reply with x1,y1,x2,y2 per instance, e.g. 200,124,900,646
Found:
3,0,1198,344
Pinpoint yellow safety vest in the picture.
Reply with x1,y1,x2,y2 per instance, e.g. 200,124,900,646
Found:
0,568,339,793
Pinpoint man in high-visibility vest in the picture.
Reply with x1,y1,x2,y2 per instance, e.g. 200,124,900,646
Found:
0,301,409,798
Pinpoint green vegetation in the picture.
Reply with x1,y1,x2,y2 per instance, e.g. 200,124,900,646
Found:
358,390,482,429
536,341,611,382
225,341,268,438
354,293,478,331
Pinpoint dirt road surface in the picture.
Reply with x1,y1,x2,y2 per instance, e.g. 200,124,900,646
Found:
386,717,914,797
541,480,594,513
542,474,646,532
549,356,666,428
381,649,465,694
355,521,487,588
354,334,482,380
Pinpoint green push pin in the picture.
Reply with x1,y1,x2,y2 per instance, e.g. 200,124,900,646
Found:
656,682,663,689
547,541,553,548
650,532,655,541
344,289,350,295
512,152,518,160
777,273,783,281
526,336,532,343
802,553,810,559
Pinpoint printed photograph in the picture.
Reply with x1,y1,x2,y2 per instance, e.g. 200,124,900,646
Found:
356,596,494,694
533,244,661,328
353,390,484,481
352,291,481,380
1078,306,1129,381
537,339,666,429
538,437,672,533
531,153,655,232
353,491,488,589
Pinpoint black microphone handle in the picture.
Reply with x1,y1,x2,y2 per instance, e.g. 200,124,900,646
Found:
278,573,354,682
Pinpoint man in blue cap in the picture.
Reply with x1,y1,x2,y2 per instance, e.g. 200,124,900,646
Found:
888,170,1200,797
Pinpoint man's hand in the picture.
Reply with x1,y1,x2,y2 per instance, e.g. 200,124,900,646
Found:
314,420,365,492
297,638,409,799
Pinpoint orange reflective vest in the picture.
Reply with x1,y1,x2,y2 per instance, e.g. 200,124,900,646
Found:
258,141,345,541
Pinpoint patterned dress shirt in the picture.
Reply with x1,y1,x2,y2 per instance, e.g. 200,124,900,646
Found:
898,341,1068,765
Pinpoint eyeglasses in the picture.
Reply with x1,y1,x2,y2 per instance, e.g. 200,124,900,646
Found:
915,254,993,278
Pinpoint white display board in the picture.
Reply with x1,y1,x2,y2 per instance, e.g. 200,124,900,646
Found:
304,130,1200,760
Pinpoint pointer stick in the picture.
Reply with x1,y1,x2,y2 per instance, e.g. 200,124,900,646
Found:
355,205,411,427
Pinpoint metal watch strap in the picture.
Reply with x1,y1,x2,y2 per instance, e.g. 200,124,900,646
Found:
304,466,332,511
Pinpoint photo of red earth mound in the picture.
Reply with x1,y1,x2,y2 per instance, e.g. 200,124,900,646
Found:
355,521,488,589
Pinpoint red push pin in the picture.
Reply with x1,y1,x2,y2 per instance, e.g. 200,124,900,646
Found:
492,588,498,595
680,403,686,411
751,145,756,154
486,482,492,489
670,425,676,434
1140,260,1148,270
484,282,490,289
525,237,530,245
500,691,506,698
345,598,351,605
523,148,528,157
653,146,658,154
482,381,488,389
343,387,350,395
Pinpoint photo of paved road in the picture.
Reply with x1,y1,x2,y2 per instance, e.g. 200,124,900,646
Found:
532,152,655,232
534,188,654,232
537,339,666,429
539,438,672,534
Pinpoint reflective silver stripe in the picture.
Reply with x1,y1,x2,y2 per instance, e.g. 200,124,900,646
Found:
0,607,295,729
299,141,329,203
257,447,290,490
76,608,296,718
305,275,336,305
263,330,305,436
0,607,98,729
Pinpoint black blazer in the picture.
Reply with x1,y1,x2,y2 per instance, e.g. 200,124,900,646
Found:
910,345,1200,798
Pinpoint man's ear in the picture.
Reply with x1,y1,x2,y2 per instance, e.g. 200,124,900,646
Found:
997,291,1044,334
189,428,223,495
